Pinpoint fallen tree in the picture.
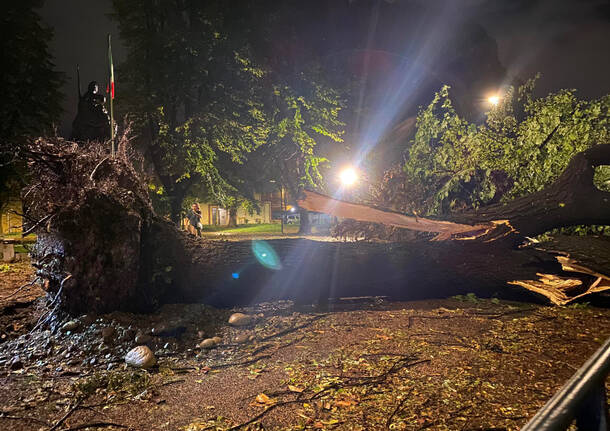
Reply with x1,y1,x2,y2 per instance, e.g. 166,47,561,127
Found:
299,144,610,241
22,138,610,316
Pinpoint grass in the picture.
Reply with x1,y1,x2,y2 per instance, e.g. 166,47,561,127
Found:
200,223,301,235
0,232,37,242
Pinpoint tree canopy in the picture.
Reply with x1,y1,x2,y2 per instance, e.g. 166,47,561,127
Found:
334,77,610,240
111,0,345,222
402,77,610,216
0,1,64,204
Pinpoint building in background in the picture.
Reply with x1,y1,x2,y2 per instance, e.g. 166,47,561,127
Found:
197,193,272,226
0,199,23,235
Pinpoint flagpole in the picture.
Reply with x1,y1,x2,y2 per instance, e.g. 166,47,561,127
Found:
107,34,115,157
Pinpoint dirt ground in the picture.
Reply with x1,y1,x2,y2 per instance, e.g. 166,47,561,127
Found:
0,260,609,431
0,261,45,342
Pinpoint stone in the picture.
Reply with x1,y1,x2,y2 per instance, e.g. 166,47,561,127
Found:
101,327,116,343
62,320,79,332
212,336,222,344
80,314,96,325
153,325,186,338
150,325,166,336
125,346,157,368
9,356,22,370
1,242,15,262
234,333,251,344
198,338,217,349
228,313,253,327
121,328,136,342
135,334,152,345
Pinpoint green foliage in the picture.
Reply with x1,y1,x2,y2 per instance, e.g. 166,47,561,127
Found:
148,184,172,218
566,302,590,309
112,1,344,219
1,2,64,142
262,73,344,194
452,293,480,303
112,1,270,218
73,370,151,399
595,165,610,192
403,77,610,216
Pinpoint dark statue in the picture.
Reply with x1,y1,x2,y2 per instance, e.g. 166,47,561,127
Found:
71,81,110,142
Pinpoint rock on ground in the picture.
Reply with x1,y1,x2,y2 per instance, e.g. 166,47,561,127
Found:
228,313,253,327
124,345,156,368
198,338,218,349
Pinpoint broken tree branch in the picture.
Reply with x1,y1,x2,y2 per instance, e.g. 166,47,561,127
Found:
297,189,503,241
298,144,610,241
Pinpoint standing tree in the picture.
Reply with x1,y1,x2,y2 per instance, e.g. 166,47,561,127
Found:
111,0,269,222
252,72,345,234
0,1,64,206
112,0,346,228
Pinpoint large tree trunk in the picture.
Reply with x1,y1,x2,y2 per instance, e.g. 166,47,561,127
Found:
194,235,610,308
298,208,311,234
227,207,238,228
23,140,610,316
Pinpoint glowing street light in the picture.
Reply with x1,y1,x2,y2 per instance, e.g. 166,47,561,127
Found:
488,95,500,106
339,167,358,187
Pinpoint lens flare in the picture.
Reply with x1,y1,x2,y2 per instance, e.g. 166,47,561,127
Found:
252,240,282,270
339,167,358,186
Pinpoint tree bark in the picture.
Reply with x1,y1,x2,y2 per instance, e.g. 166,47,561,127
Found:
193,235,610,308
168,193,183,225
23,140,610,316
227,207,238,228
298,208,311,234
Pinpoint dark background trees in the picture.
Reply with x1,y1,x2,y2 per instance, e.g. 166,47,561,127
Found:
111,0,270,222
0,1,64,208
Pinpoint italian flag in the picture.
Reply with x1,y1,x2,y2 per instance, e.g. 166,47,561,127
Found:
107,34,115,99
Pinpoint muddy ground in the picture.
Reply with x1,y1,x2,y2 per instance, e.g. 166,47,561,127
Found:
0,261,45,343
0,260,609,431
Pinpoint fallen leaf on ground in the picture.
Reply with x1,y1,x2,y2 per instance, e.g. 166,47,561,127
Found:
253,393,276,406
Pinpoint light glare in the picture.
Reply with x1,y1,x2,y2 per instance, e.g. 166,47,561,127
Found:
339,167,358,186
488,95,500,106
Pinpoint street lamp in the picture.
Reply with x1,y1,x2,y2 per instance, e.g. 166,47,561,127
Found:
339,167,358,187
488,95,500,106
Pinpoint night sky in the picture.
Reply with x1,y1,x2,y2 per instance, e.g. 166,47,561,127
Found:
40,0,610,135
